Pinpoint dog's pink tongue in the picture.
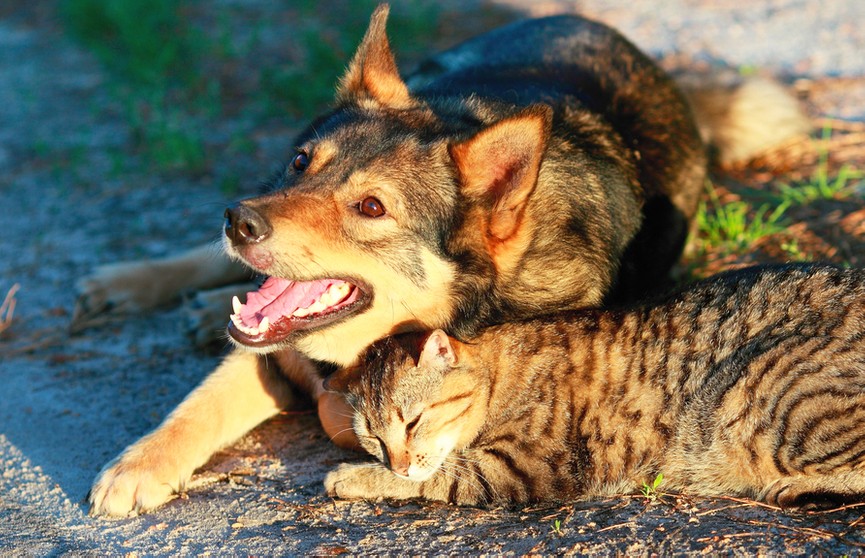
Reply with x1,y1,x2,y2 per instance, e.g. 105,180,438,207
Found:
238,277,331,328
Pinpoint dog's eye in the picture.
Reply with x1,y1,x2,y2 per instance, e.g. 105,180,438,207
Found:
358,196,386,218
292,151,309,172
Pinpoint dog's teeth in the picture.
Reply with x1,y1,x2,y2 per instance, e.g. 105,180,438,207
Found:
232,296,243,315
291,284,353,319
229,312,267,337
320,288,338,307
335,283,351,299
327,282,352,304
307,300,327,314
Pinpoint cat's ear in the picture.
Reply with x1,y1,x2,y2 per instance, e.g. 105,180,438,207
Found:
449,104,552,243
418,329,458,371
336,4,415,110
322,366,360,393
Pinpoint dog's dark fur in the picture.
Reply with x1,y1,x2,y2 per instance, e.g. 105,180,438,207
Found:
85,5,808,516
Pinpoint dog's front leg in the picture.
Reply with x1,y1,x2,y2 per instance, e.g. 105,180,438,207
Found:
73,243,251,326
88,348,305,517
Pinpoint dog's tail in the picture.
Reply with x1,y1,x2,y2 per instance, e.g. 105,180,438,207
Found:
678,74,812,167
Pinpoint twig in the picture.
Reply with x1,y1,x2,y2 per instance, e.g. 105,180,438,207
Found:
0,283,20,334
596,521,635,533
839,512,865,537
806,501,865,516
695,503,757,516
696,532,767,542
742,518,837,541
694,494,783,513
2,332,67,356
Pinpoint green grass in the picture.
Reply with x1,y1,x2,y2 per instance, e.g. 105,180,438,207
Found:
696,182,790,256
61,0,214,173
258,25,352,117
640,473,664,502
127,96,208,173
695,126,863,260
61,0,202,88
777,149,863,206
779,238,809,262
258,0,441,117
748,127,864,206
61,0,443,174
695,125,864,258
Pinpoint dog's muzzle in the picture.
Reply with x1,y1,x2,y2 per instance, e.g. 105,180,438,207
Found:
224,203,272,245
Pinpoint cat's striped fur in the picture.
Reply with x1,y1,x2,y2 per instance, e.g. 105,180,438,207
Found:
325,264,865,509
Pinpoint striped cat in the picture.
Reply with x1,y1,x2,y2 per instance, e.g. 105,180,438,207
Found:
324,264,865,509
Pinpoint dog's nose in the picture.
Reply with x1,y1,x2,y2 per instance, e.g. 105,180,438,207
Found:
224,203,272,245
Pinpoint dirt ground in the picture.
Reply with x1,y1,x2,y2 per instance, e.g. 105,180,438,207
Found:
1,0,864,555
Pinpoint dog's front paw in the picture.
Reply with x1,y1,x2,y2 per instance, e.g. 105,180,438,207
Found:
183,284,253,348
89,447,186,518
74,261,175,326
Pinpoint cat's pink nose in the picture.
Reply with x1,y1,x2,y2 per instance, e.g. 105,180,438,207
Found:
387,450,411,477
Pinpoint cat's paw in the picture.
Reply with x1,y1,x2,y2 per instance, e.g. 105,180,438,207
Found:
89,445,187,517
765,479,854,511
324,463,390,500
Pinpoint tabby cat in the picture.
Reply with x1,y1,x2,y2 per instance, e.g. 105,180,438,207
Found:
324,264,865,509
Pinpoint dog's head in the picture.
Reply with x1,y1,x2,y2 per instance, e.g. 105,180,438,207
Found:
222,5,598,365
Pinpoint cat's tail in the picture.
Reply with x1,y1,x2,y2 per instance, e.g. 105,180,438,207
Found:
677,73,812,167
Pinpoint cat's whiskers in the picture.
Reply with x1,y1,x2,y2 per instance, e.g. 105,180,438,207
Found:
327,426,358,443
441,455,498,501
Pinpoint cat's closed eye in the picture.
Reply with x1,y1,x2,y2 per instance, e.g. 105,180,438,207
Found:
375,437,388,461
405,414,422,437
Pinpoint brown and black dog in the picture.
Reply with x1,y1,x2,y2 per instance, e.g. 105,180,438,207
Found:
82,5,809,516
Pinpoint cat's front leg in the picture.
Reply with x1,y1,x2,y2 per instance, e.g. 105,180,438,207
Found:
324,460,493,505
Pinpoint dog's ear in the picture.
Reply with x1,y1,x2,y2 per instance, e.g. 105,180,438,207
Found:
449,105,553,242
337,4,414,110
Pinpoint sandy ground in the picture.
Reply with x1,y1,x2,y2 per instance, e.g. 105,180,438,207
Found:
1,0,864,555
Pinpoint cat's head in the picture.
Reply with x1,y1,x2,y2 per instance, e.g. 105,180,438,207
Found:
325,329,486,481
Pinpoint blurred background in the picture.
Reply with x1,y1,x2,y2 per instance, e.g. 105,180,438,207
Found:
0,1,863,554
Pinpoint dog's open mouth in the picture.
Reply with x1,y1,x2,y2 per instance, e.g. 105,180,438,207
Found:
228,276,368,348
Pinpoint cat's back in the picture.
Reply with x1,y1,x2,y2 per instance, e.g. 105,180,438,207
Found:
468,263,865,408
675,263,865,312
479,263,865,346
662,263,865,347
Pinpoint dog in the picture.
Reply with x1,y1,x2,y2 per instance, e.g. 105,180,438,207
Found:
82,5,810,516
